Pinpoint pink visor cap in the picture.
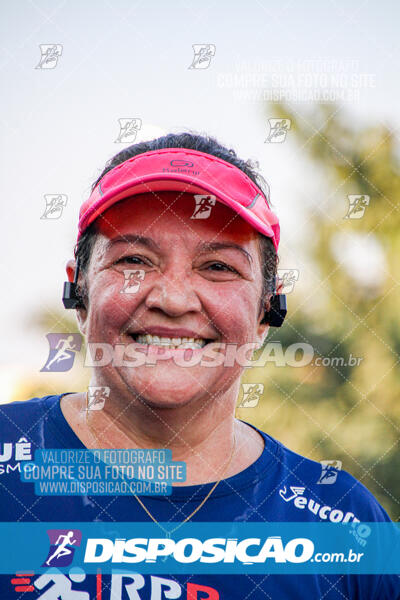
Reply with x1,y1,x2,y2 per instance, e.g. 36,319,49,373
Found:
78,148,281,251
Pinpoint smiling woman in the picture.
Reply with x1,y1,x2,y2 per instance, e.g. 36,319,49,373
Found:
0,132,398,600
62,135,283,475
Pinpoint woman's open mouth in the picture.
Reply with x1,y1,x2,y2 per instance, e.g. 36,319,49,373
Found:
130,333,211,349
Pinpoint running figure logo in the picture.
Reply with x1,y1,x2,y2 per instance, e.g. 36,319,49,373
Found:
121,269,145,294
35,44,63,69
190,195,216,219
265,119,291,143
188,44,216,69
115,118,142,143
317,460,342,484
344,195,370,219
85,386,110,411
40,194,67,220
238,383,264,408
42,529,82,567
276,269,299,294
41,334,82,372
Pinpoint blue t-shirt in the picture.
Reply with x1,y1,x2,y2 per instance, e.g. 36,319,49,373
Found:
0,393,398,599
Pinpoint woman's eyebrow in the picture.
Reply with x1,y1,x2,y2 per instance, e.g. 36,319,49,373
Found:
105,234,161,252
105,236,252,264
195,241,253,264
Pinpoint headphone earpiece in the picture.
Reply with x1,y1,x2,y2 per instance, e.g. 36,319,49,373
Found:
262,293,287,327
260,275,287,327
62,259,85,309
62,282,85,309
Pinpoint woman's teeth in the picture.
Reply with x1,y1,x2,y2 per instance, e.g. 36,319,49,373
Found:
134,334,207,349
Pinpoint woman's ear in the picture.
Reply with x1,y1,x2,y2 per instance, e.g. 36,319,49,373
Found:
256,294,272,346
66,259,88,334
257,321,270,347
66,259,76,284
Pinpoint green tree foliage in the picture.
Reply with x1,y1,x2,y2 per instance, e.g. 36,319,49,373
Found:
239,103,400,518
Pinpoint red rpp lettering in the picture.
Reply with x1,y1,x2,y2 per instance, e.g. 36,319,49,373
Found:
187,582,219,600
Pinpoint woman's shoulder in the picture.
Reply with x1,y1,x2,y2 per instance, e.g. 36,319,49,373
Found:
0,394,60,418
0,394,66,440
255,425,393,523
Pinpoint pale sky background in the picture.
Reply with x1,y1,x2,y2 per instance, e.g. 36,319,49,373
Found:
0,0,399,402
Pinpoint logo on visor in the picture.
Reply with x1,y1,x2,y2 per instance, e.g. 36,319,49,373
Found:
170,160,194,168
162,159,200,176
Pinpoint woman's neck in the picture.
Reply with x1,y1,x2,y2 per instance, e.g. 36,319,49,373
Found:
60,392,265,486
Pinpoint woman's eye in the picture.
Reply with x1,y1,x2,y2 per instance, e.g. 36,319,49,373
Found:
116,256,148,265
206,262,237,273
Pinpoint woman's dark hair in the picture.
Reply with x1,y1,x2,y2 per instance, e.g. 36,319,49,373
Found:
75,131,279,320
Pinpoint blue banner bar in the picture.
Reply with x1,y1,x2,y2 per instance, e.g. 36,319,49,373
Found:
0,522,398,574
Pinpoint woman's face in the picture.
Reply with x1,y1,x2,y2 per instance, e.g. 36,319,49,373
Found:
72,191,269,408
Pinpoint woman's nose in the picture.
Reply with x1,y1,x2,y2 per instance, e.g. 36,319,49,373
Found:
144,269,202,317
